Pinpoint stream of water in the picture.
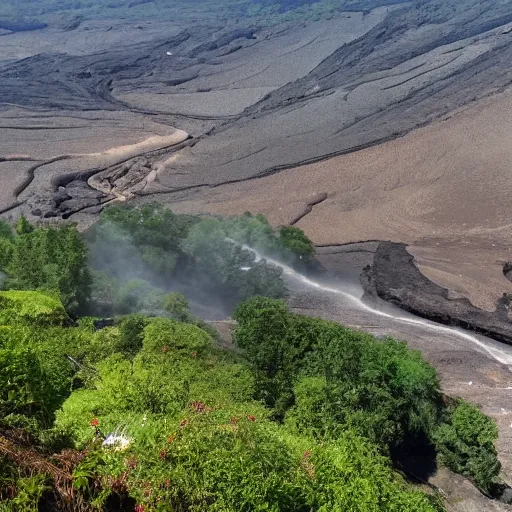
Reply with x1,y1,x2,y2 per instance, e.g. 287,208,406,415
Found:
243,243,512,367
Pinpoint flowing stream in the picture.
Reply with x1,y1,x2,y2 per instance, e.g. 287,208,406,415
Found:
242,243,512,367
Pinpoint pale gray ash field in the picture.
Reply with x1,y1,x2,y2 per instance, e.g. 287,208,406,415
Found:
2,0,512,509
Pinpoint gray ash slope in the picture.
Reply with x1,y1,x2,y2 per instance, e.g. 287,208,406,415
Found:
2,0,512,220
153,0,512,191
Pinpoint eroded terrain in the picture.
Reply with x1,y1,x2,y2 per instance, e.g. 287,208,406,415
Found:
2,0,512,505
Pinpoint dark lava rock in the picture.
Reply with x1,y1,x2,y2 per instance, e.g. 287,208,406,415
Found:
65,180,104,199
53,188,72,207
503,262,512,283
362,242,512,344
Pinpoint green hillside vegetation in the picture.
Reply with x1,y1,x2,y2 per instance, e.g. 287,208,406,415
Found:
0,205,310,317
86,205,310,315
0,209,503,511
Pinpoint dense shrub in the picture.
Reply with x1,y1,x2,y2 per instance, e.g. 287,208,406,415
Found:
1,219,91,314
163,292,189,321
234,297,441,446
0,346,45,423
434,400,500,491
180,217,286,302
279,225,315,261
117,314,148,356
53,329,442,512
142,317,212,355
0,290,69,326
87,204,315,315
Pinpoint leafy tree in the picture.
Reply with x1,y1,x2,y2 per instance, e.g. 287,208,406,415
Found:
434,400,500,492
117,314,147,357
0,220,14,241
115,279,165,314
0,346,45,422
181,219,286,302
233,297,307,416
5,222,91,314
0,238,14,273
224,211,279,253
59,226,91,313
234,298,442,447
0,290,69,326
142,317,212,355
306,431,444,512
279,226,315,261
89,269,119,315
164,292,189,321
14,215,34,235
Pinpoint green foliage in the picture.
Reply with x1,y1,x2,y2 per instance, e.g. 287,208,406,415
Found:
14,216,33,235
5,221,91,314
0,346,45,421
182,219,286,302
142,317,212,355
434,400,500,491
0,238,14,271
0,283,451,511
224,211,279,253
0,220,14,241
98,202,196,253
279,226,315,260
0,290,69,326
115,279,165,314
88,326,122,363
56,336,441,512
117,314,147,357
0,205,497,510
2,474,49,512
306,432,444,512
89,269,118,315
87,202,196,282
163,292,189,321
234,297,441,447
89,205,289,315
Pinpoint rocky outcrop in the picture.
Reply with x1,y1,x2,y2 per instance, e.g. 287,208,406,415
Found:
289,192,327,225
362,242,512,344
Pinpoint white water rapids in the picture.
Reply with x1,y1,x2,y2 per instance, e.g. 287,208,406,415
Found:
240,242,512,367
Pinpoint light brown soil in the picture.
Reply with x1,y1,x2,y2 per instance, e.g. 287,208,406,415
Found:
169,87,512,311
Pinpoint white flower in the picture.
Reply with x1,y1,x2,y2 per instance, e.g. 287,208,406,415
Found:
102,434,131,451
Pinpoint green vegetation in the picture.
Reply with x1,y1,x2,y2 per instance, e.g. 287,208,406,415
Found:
234,298,441,445
0,219,91,314
233,298,501,491
434,400,501,492
86,204,300,315
0,291,444,511
0,209,503,510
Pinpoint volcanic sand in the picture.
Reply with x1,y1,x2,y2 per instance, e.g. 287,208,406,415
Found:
167,86,512,312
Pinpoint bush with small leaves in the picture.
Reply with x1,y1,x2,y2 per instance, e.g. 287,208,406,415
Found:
434,399,500,492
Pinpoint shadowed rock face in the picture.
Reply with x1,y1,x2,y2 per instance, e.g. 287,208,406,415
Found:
362,242,512,345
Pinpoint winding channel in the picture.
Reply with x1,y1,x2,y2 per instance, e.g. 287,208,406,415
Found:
245,245,512,367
